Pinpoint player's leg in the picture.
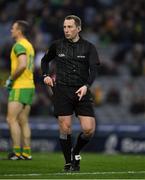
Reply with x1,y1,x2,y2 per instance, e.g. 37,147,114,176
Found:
74,90,96,155
74,115,95,154
18,104,32,159
58,115,72,171
72,90,96,171
6,101,23,159
72,116,95,171
53,85,74,171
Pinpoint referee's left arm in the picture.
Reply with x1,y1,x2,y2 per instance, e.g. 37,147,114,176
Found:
87,44,100,87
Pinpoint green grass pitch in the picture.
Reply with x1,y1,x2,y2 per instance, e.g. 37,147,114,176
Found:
0,152,145,179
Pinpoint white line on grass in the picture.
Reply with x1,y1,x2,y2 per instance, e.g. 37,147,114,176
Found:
2,170,145,177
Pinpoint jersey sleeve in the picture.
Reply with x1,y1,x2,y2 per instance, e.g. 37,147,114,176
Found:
13,43,26,56
89,44,100,65
41,42,56,76
87,43,100,86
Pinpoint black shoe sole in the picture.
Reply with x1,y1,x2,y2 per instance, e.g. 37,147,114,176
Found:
71,167,80,172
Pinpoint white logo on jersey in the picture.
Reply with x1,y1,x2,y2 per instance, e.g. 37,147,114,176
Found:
77,55,85,58
58,53,65,57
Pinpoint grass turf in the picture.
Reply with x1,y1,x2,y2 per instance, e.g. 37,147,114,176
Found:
0,152,145,179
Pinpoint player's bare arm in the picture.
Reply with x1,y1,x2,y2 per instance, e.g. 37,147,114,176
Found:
11,54,27,80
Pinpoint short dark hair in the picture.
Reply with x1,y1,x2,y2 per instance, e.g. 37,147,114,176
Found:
15,20,29,36
64,15,81,28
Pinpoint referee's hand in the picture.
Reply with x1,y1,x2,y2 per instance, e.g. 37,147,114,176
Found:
76,85,87,101
43,76,54,87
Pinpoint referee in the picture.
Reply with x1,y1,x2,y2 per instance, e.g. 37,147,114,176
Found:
41,15,100,172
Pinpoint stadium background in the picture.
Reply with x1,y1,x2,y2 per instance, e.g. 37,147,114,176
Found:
0,0,145,154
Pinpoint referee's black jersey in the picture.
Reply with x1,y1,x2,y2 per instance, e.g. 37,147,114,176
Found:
41,37,100,87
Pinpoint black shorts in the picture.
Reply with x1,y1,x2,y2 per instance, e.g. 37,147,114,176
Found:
52,84,95,117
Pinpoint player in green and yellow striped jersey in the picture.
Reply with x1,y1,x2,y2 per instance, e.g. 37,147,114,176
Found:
5,20,35,160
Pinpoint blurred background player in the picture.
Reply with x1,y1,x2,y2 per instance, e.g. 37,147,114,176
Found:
5,20,35,160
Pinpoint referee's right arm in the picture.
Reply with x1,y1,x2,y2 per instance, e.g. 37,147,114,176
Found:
41,43,56,76
41,43,56,86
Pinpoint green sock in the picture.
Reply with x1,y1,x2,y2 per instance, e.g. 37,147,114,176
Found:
13,146,21,156
22,146,31,156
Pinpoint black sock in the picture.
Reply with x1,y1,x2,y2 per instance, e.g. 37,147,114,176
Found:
73,132,91,155
59,134,72,164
